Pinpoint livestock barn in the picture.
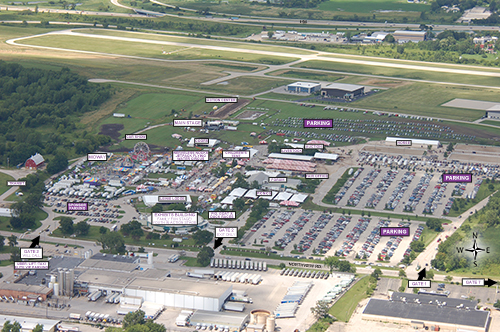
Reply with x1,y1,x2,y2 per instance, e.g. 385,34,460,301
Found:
25,153,45,169
321,83,364,99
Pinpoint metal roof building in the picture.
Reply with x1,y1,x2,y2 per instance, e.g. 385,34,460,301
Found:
314,152,339,161
286,82,321,94
25,153,44,169
321,83,364,98
362,292,490,332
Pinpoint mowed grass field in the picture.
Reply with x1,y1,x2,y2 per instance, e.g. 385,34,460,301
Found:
353,83,500,121
318,0,429,13
81,29,316,55
17,34,299,65
294,60,500,87
268,69,343,82
202,76,292,94
0,172,15,197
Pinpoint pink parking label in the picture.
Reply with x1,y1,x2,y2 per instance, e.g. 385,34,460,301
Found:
305,173,329,179
303,119,333,128
87,153,107,161
269,177,287,183
215,227,238,238
222,150,250,158
174,119,203,127
67,202,88,211
380,227,410,236
15,261,49,270
442,173,472,183
209,211,236,219
195,138,209,144
158,196,186,202
304,144,323,149
396,140,412,146
125,134,147,140
7,181,26,186
173,151,209,161
151,212,198,225
281,148,303,154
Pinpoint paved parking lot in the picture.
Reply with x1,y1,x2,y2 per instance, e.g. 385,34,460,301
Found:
375,278,402,296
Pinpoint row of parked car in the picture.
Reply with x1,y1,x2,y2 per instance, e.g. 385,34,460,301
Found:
262,210,295,244
404,173,433,212
317,216,352,254
347,169,381,207
378,222,410,261
385,172,416,210
365,170,398,208
403,225,425,257
423,181,448,214
297,213,333,252
250,210,277,234
275,211,309,249
334,168,363,204
358,219,390,259
338,217,371,256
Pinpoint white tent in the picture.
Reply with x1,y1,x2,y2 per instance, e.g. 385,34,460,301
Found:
274,192,293,201
290,193,308,203
229,188,248,197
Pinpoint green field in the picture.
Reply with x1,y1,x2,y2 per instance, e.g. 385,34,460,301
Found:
294,60,500,87
17,34,299,65
268,69,343,82
481,120,500,127
329,276,369,322
0,172,15,197
201,76,292,94
318,0,429,13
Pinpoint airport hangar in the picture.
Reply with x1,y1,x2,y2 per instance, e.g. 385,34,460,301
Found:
362,292,490,332
320,83,365,98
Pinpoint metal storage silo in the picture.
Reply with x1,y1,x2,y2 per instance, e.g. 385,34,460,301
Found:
65,269,74,296
58,269,65,295
53,282,60,297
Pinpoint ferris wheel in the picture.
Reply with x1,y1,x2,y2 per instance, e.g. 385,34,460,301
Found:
133,142,150,161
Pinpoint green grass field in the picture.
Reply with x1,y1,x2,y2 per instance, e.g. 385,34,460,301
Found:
481,120,500,127
295,60,500,87
318,0,429,13
18,34,299,65
329,276,369,322
268,69,343,82
0,172,15,197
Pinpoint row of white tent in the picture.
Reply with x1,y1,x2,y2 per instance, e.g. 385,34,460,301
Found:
221,188,308,205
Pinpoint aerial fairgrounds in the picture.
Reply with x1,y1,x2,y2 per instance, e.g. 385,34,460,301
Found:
5,27,500,332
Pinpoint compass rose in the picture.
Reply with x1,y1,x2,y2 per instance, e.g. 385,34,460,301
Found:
465,239,485,261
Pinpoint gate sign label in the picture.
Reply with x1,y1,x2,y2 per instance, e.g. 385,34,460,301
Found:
209,211,236,219
21,248,43,259
222,150,250,158
380,227,410,237
174,119,203,127
67,202,88,211
442,173,472,183
462,278,485,286
205,97,238,103
173,151,209,161
215,227,238,238
15,261,49,270
151,212,198,225
87,153,107,161
303,119,333,128
408,280,431,288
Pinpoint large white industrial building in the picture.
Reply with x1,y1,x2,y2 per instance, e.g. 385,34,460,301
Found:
385,137,441,147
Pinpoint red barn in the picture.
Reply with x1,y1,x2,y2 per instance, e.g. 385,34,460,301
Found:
25,153,45,169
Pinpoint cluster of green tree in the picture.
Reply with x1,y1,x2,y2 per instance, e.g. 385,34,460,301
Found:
197,246,214,266
59,217,90,236
0,61,111,167
297,178,320,194
324,256,356,273
145,231,169,240
237,199,270,240
121,220,144,241
274,0,327,9
426,219,444,232
9,173,46,229
151,203,186,213
106,310,165,332
2,321,43,332
431,0,497,12
192,230,213,246
98,231,126,254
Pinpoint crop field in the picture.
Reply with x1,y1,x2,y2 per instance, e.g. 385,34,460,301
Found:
294,60,500,87
81,29,316,55
15,33,298,65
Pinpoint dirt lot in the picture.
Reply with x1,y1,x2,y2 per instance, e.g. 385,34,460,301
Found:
99,123,124,140
448,152,500,164
236,110,267,120
211,99,250,119
362,145,426,156
455,144,500,154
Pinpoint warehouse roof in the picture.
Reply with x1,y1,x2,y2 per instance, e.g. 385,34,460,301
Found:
363,298,489,328
314,152,339,160
394,30,427,36
190,310,248,329
287,82,321,88
391,292,477,308
90,253,139,264
126,278,232,298
78,259,139,273
76,269,171,287
268,153,314,161
322,83,364,92
385,137,441,146
0,283,52,294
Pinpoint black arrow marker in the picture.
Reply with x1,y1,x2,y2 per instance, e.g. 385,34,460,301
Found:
417,268,426,281
214,238,223,250
485,278,497,287
29,236,40,248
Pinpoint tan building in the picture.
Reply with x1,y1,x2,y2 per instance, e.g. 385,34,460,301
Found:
393,30,427,43
0,283,53,301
